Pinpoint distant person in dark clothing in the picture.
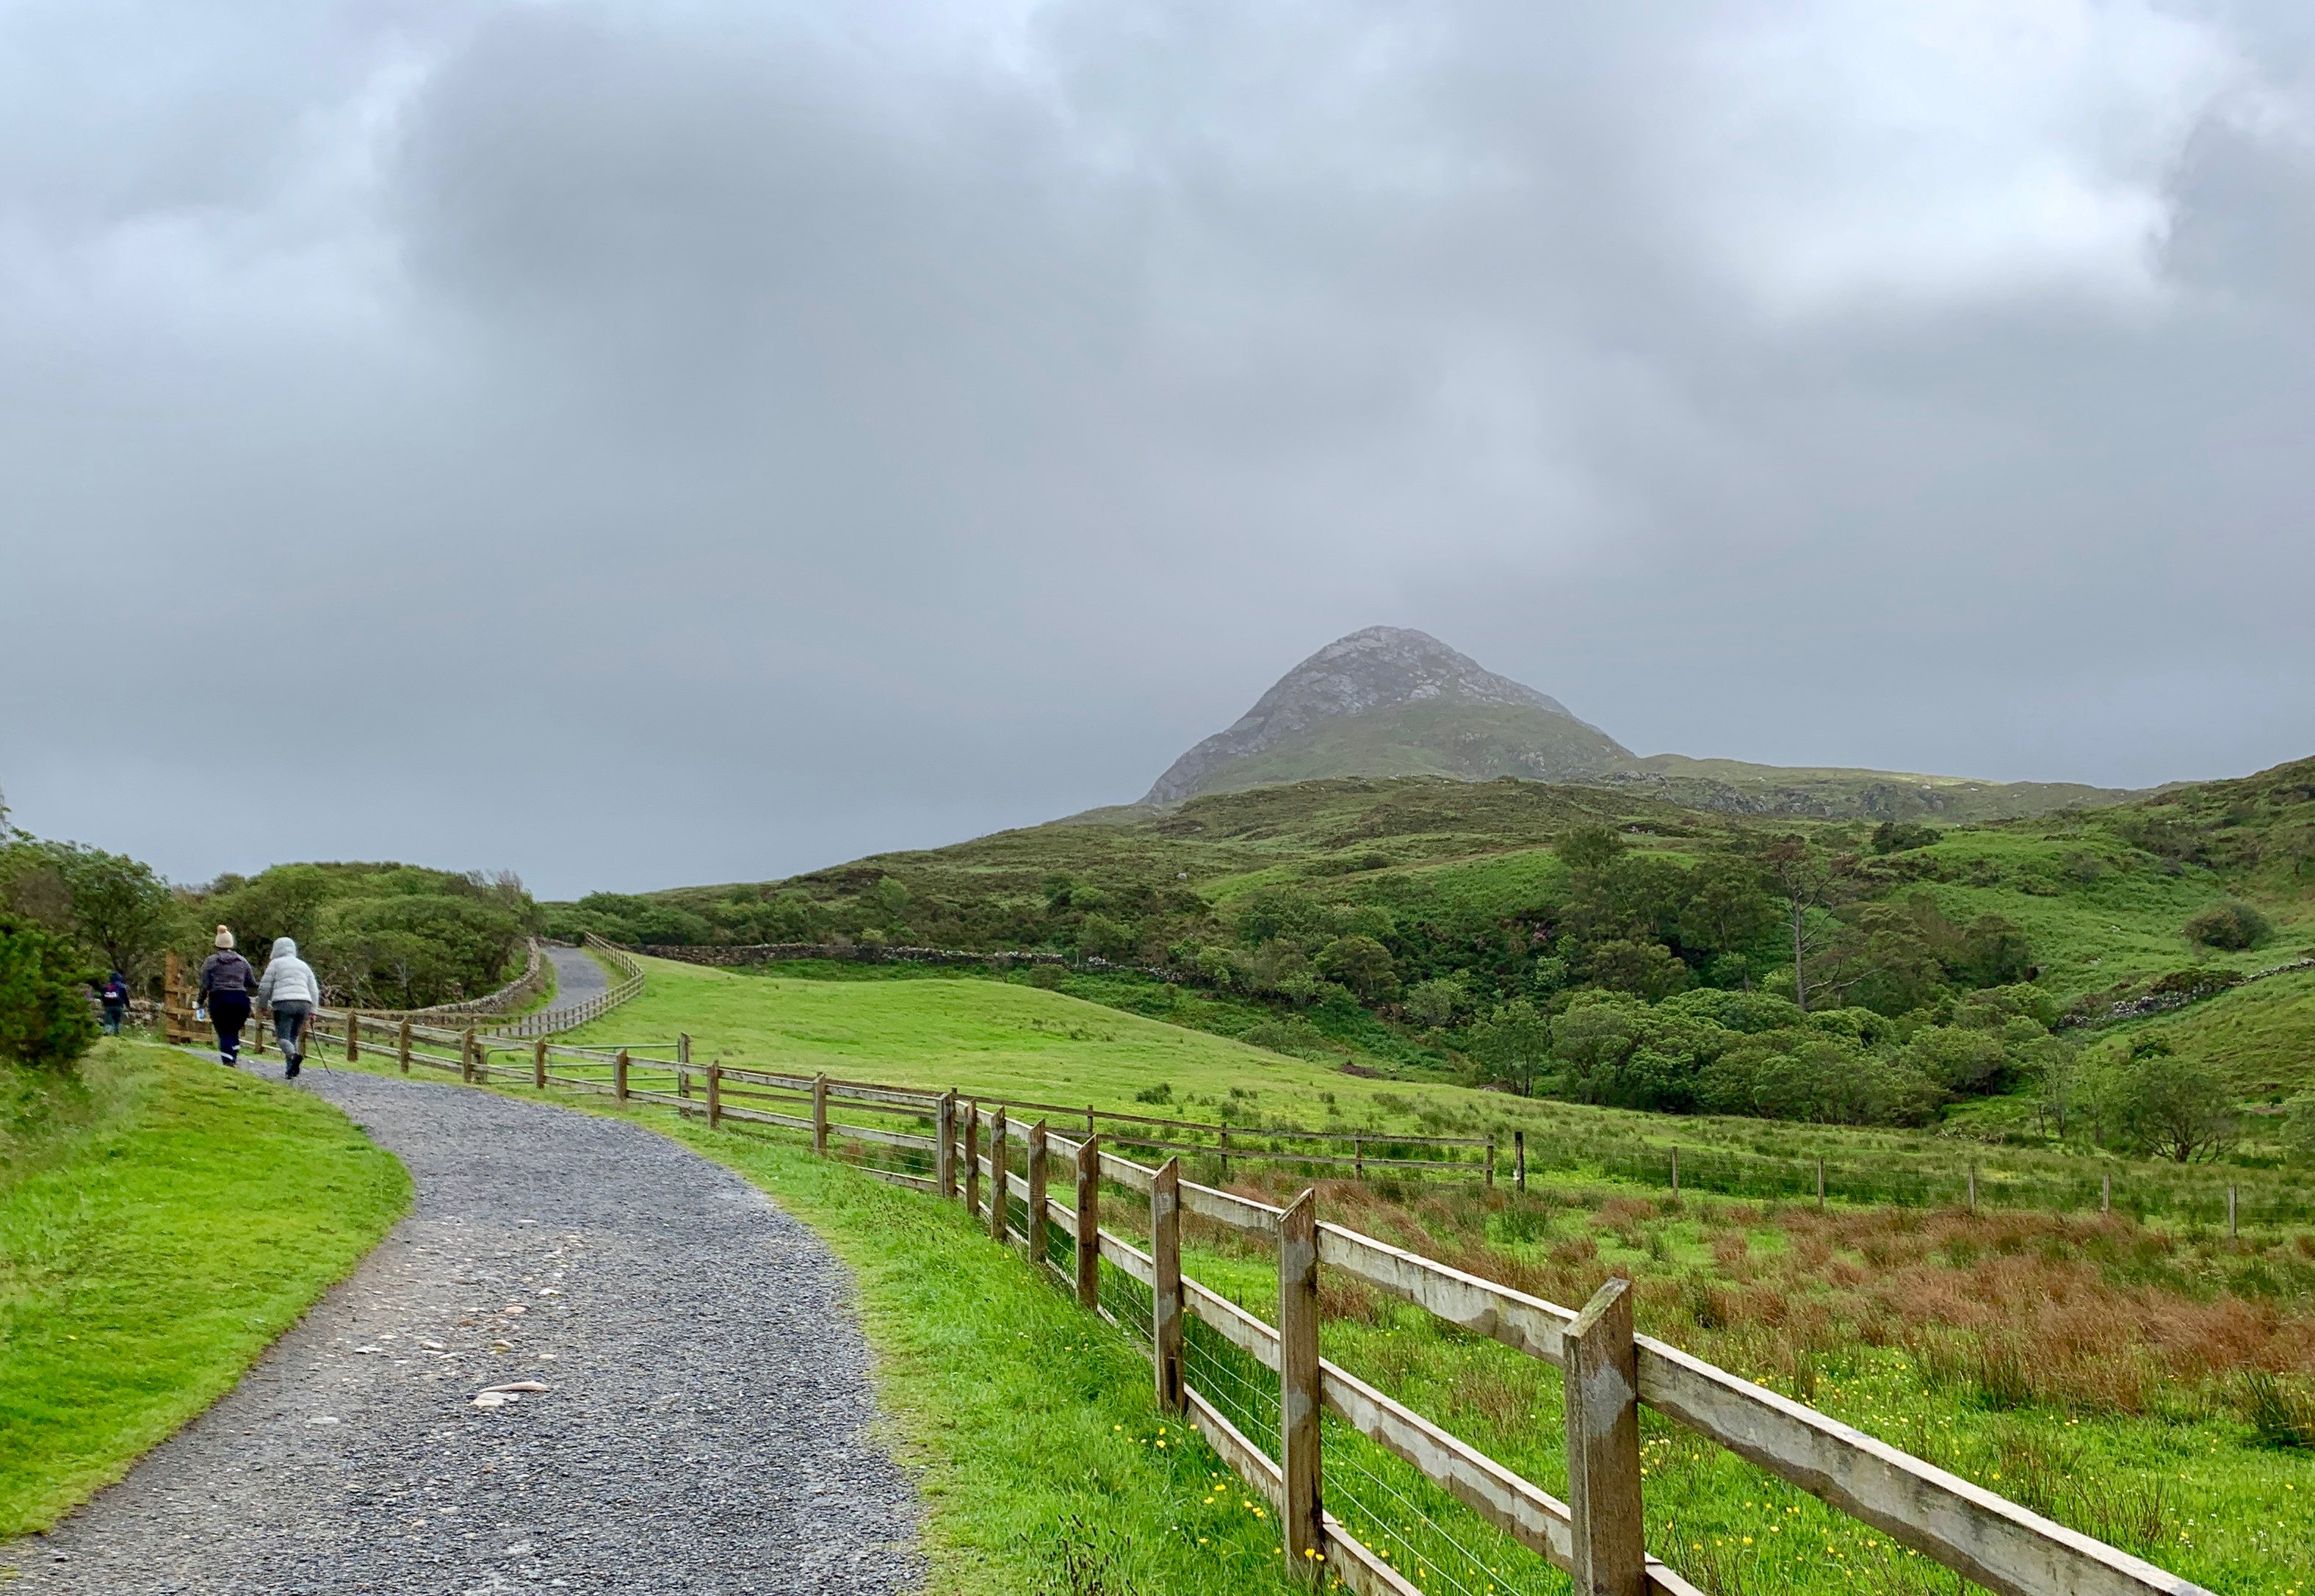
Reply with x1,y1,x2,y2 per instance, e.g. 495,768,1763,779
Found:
98,971,131,1035
257,936,322,1079
199,926,256,1066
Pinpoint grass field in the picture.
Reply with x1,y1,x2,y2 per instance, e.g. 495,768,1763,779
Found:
0,1039,410,1538
556,957,2315,1226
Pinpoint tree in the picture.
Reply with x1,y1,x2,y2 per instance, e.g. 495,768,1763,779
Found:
2109,1053,2239,1163
1761,837,1842,1014
46,843,176,981
1317,934,1395,1000
0,917,98,1069
1584,938,1692,1001
1470,999,1552,1096
1556,826,1626,872
1401,975,1472,1029
2184,900,2271,951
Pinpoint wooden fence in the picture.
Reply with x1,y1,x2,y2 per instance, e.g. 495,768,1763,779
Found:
283,1009,2209,1596
483,935,644,1037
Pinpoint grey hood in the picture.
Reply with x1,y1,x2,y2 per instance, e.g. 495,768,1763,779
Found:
272,936,298,961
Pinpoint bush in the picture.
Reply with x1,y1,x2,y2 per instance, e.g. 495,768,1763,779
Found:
1026,963,1069,989
2183,900,2271,951
0,917,98,1069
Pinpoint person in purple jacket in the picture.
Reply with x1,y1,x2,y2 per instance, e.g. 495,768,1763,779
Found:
198,925,257,1066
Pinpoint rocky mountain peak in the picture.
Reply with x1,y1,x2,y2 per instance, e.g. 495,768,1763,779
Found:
1140,627,1621,806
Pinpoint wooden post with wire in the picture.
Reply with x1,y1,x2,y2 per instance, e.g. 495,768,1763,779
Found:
1486,1135,1496,1189
398,1017,411,1075
1670,1146,1680,1199
964,1102,980,1221
1278,1188,1323,1581
347,1012,360,1063
936,1091,958,1199
814,1074,830,1156
989,1108,1009,1243
707,1063,722,1129
1514,1130,1527,1194
615,1048,629,1103
1075,1134,1101,1311
1026,1120,1049,1264
1564,1277,1644,1596
533,1037,546,1089
1152,1157,1184,1414
462,1027,477,1083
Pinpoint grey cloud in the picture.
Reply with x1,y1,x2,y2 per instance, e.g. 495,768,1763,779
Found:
4,0,2312,894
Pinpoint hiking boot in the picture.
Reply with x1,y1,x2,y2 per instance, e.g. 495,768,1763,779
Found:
286,1059,301,1080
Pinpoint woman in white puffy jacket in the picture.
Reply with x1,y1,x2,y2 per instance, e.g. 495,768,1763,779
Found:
256,936,323,1078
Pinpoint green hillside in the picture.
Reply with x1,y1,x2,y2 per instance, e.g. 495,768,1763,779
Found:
1603,753,2140,823
557,757,2315,1166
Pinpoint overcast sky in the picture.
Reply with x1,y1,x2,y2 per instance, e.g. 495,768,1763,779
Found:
4,1,2312,898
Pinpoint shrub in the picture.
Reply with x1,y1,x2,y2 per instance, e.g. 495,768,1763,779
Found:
1316,934,1395,1000
0,917,98,1069
1401,975,1472,1029
1026,963,1068,989
2183,899,2271,950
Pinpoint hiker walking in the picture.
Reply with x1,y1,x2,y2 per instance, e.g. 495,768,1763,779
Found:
256,936,322,1079
198,926,257,1067
98,970,131,1036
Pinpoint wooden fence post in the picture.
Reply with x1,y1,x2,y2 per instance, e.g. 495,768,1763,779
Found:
1075,1134,1102,1312
163,950,183,1043
462,1028,477,1083
965,1102,981,1221
1967,1162,1978,1216
814,1073,830,1157
1152,1157,1184,1415
615,1048,629,1103
707,1063,722,1129
2229,1183,2239,1238
1514,1130,1527,1194
1085,1104,1096,1137
1027,1120,1049,1264
1669,1146,1679,1199
989,1108,1010,1243
936,1091,958,1198
1486,1136,1496,1189
533,1037,546,1089
2101,1171,2112,1214
1219,1121,1230,1182
1354,1137,1364,1180
347,1012,360,1063
1278,1188,1323,1580
1816,1158,1826,1213
1565,1277,1645,1596
398,1017,411,1075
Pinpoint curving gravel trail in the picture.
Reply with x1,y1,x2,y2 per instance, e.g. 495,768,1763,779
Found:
22,1069,922,1595
530,947,610,1030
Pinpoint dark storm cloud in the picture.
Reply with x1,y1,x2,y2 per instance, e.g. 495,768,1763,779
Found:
4,0,2311,894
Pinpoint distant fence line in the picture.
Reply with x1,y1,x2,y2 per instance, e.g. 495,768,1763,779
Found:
272,1009,2211,1596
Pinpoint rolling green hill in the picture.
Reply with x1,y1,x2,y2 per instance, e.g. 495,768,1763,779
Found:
557,753,2315,1161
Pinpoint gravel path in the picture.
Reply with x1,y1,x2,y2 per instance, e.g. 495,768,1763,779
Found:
530,947,609,1030
21,1068,922,1595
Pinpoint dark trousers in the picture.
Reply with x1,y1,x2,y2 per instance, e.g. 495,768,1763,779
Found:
101,1004,126,1036
209,992,251,1061
272,1003,311,1062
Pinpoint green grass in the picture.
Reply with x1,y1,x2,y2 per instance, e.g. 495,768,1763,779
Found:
555,957,2315,1225
2092,967,2315,1099
0,1039,410,1537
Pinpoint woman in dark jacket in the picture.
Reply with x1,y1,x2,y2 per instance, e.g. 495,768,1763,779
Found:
198,926,258,1066
98,971,131,1035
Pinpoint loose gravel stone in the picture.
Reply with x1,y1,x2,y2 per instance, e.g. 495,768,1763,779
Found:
21,1068,922,1594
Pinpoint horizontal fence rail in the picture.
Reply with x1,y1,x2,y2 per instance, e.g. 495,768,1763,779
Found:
243,1000,2216,1596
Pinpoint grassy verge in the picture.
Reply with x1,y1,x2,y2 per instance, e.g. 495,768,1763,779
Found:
0,1039,410,1538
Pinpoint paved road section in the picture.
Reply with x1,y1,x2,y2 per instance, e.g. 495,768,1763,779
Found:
23,1069,921,1595
531,946,610,1030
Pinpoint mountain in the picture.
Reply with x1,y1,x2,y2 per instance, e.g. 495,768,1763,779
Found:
1141,627,1633,804
1138,627,2142,821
